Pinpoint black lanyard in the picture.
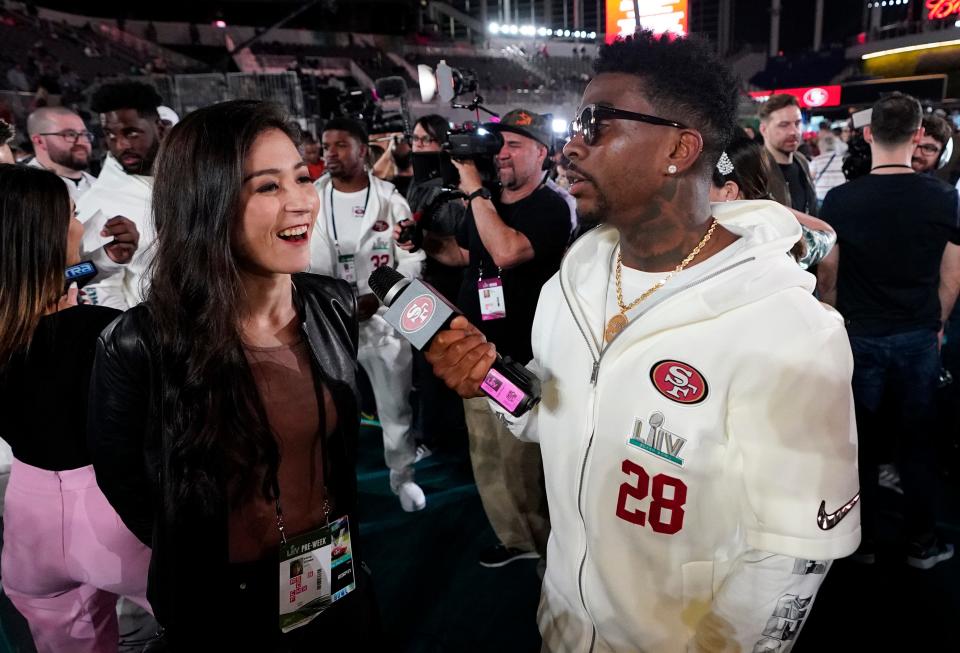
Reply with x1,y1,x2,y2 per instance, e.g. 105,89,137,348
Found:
327,183,371,247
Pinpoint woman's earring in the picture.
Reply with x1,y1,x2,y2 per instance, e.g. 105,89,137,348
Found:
667,165,678,174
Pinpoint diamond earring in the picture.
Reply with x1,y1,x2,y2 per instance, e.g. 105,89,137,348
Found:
667,164,678,174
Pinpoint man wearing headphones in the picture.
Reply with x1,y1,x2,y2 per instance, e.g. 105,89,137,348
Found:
912,114,954,175
397,108,571,567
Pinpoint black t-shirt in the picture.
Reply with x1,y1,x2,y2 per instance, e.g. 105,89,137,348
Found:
0,305,120,470
779,160,813,213
821,172,960,336
455,185,571,363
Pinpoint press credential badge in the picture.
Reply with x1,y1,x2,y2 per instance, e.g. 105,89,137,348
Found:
478,277,506,321
278,516,356,633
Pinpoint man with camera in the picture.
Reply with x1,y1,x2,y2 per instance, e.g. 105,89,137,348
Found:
308,117,428,512
397,108,571,567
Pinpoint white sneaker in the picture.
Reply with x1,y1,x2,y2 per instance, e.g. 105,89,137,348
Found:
414,444,433,463
396,481,426,512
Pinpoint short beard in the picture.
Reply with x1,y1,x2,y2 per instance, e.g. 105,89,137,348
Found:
49,148,89,172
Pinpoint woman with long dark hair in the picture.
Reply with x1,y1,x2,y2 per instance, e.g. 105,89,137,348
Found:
710,134,837,269
89,101,379,649
0,164,151,652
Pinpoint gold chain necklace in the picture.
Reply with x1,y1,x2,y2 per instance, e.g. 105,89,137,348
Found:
604,218,719,344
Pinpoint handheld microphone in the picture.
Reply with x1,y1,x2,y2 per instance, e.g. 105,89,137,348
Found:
369,267,541,417
64,260,97,293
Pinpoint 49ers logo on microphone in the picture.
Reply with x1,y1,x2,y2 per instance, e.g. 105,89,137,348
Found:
400,294,435,333
650,360,708,405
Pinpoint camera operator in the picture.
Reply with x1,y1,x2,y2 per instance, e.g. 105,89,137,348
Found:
397,115,470,457
396,108,571,568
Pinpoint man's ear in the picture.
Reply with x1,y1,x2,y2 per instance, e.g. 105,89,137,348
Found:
155,116,168,141
863,125,873,144
667,129,704,175
912,126,925,145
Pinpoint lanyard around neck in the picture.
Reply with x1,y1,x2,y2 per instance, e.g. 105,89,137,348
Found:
328,182,371,247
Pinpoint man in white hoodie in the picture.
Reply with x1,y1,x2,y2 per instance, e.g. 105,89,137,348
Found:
425,31,860,652
309,118,427,512
77,81,167,310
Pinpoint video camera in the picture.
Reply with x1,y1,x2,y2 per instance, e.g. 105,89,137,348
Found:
412,60,504,188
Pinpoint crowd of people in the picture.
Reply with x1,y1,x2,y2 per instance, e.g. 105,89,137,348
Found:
0,25,957,653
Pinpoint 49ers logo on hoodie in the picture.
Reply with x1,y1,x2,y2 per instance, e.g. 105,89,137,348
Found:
650,360,708,404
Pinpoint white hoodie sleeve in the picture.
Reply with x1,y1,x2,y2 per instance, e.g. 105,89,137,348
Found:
484,285,559,443
728,318,861,561
485,356,546,443
692,551,829,652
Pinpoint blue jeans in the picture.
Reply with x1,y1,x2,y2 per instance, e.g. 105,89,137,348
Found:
849,329,941,543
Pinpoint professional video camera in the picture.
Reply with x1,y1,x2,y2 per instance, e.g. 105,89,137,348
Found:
317,77,411,137
413,60,503,188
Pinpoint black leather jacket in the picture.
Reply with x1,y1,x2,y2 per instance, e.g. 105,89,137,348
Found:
88,273,361,642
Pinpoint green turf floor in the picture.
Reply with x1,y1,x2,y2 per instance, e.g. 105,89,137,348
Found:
354,424,543,653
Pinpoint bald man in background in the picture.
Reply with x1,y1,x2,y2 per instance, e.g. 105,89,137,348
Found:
27,106,97,201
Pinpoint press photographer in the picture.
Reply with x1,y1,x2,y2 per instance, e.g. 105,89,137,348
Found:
395,108,570,568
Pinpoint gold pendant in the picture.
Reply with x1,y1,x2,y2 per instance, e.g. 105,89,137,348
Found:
605,313,628,343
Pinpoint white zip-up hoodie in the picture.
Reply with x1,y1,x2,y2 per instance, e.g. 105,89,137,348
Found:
309,172,425,342
505,200,860,652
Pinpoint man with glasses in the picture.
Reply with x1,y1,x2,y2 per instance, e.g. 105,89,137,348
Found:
424,32,859,651
912,114,953,175
27,106,141,287
26,107,97,201
395,114,471,459
398,109,570,568
76,81,167,310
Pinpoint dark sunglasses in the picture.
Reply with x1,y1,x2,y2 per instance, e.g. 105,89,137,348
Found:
570,104,687,146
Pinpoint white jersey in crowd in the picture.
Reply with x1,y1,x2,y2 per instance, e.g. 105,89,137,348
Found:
309,171,424,305
495,199,860,652
808,147,848,202
309,171,425,491
26,157,97,203
75,155,155,311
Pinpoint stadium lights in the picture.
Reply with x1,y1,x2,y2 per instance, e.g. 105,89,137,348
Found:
487,22,596,40
551,118,568,134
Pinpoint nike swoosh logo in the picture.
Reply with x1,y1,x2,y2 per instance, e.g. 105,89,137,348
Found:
817,492,860,531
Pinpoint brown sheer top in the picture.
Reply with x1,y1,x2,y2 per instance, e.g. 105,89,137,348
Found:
229,338,338,563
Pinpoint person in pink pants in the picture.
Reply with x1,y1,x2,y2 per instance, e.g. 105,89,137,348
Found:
0,163,151,652
2,461,152,653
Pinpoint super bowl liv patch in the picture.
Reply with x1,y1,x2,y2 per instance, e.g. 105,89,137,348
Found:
628,411,686,467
